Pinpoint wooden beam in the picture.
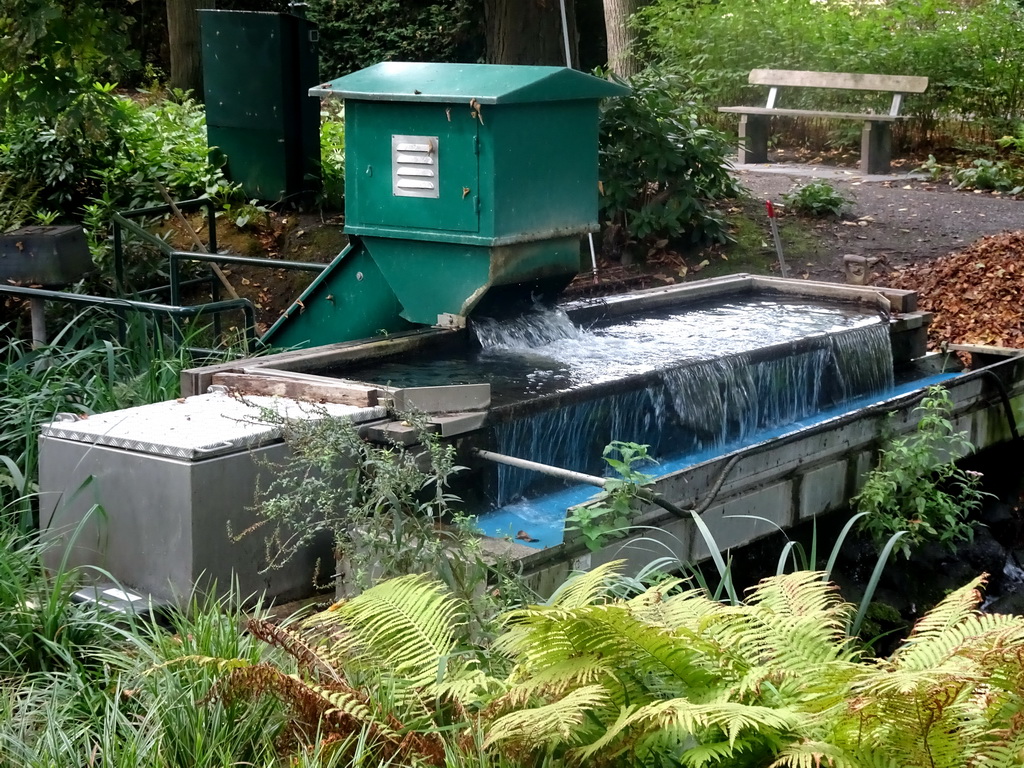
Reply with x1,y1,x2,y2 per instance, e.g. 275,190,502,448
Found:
211,373,381,406
747,69,928,93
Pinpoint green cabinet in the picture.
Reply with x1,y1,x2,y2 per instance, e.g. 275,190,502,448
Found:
263,62,628,348
318,62,628,250
200,10,320,201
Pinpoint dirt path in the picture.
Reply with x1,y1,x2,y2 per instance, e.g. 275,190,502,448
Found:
733,161,1024,280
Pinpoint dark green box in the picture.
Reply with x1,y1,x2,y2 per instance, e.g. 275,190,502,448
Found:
200,10,320,201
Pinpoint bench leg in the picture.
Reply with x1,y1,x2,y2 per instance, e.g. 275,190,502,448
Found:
738,115,769,164
861,121,892,175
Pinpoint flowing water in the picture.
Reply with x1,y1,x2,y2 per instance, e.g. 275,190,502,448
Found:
339,299,887,406
336,297,900,526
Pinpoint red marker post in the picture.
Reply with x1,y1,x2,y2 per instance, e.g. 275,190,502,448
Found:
765,200,790,279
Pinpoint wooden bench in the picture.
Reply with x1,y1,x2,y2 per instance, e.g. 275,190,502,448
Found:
719,69,929,175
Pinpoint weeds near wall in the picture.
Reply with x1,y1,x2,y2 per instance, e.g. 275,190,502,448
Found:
855,386,986,558
598,69,740,246
248,410,528,634
782,181,849,217
566,441,655,552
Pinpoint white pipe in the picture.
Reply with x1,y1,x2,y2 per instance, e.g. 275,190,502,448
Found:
559,0,601,285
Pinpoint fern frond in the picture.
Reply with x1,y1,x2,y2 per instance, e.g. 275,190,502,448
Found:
247,617,340,679
733,572,857,668
645,583,733,632
430,665,507,710
892,575,986,670
483,684,608,750
971,710,1024,767
314,573,462,690
576,697,799,760
542,560,624,609
767,739,862,768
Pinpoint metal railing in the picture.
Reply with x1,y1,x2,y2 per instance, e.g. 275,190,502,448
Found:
4,198,333,357
108,197,330,351
0,284,259,353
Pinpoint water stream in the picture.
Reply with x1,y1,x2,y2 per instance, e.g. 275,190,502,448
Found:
336,297,934,548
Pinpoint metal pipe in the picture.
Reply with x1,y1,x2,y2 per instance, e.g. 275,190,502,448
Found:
168,250,329,272
473,448,607,489
119,197,215,220
29,297,47,349
471,447,693,520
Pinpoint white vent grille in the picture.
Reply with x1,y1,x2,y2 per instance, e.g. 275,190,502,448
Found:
392,134,439,198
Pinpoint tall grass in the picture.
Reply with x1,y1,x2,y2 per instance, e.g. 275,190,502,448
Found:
0,309,246,532
0,523,295,767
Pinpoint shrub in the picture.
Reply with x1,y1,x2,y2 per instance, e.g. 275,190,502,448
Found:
308,0,483,78
782,181,849,217
638,0,1024,135
598,68,740,245
855,386,986,558
952,158,1024,193
1,93,238,286
196,562,1024,768
319,103,345,211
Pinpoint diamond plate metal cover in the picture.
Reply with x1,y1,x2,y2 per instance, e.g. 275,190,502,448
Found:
40,392,386,461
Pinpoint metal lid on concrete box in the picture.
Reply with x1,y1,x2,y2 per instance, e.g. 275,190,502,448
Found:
40,391,386,460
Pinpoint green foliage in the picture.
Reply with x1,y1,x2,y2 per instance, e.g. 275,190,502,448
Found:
0,171,40,232
566,441,654,552
952,158,1024,194
0,555,293,767
249,410,526,631
782,181,849,217
0,0,137,136
319,104,345,211
638,0,1024,133
599,69,740,245
308,0,482,78
855,386,986,558
1,94,236,270
200,563,1024,768
0,523,114,675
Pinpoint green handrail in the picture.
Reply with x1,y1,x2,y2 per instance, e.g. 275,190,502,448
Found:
0,284,258,354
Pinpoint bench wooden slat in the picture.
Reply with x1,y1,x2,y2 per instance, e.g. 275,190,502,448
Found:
748,69,928,94
719,106,904,122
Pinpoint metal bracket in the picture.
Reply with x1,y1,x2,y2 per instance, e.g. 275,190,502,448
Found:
436,313,467,329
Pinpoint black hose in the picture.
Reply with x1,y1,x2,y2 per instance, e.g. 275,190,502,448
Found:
975,368,1021,442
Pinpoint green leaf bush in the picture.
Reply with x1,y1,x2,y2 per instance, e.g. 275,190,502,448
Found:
638,0,1024,135
308,0,482,78
782,181,849,217
598,69,740,245
198,562,1024,768
855,387,986,558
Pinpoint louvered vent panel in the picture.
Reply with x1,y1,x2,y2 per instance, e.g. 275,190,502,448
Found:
392,134,439,198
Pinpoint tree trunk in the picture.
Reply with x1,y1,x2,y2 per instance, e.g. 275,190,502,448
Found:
167,0,214,96
602,0,643,78
485,0,578,67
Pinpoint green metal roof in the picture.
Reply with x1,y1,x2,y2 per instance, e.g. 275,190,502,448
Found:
310,62,629,105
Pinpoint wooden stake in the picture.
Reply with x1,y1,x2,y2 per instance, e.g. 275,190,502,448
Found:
156,182,240,300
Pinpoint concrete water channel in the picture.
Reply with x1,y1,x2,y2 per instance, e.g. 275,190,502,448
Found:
39,273,1024,602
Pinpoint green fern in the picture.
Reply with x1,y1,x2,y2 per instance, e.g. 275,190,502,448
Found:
308,573,462,691
190,562,1024,768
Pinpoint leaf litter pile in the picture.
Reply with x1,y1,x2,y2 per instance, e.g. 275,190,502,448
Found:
880,231,1024,349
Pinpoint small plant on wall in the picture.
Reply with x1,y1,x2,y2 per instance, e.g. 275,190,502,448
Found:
855,386,987,558
246,408,526,633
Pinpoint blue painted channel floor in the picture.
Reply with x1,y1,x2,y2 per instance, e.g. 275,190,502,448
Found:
477,372,960,550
